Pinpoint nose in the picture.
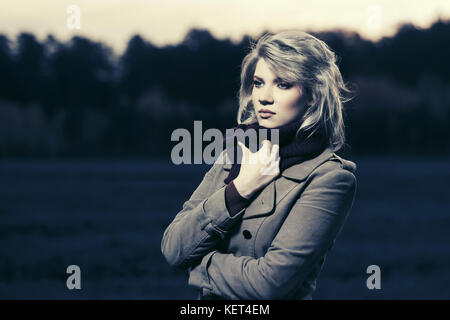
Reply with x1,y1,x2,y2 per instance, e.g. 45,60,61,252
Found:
259,86,274,105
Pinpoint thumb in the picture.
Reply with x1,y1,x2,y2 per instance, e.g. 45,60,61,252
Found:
237,140,248,150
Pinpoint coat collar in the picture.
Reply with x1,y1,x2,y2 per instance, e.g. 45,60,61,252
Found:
280,146,335,181
221,146,335,219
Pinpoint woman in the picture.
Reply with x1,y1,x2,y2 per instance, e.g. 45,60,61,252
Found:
161,30,357,300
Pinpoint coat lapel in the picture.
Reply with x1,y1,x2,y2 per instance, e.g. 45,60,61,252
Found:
281,147,334,181
221,147,335,219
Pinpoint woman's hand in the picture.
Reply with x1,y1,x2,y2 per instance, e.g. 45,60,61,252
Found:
233,140,280,199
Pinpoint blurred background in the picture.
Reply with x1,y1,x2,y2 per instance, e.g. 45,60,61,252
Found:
0,0,449,299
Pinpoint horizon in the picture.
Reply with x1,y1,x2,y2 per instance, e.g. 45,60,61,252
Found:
1,0,450,54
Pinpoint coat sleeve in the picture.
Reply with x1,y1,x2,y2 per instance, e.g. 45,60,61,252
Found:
161,154,247,269
188,167,357,299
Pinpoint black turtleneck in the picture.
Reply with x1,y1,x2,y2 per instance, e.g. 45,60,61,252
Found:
223,119,328,217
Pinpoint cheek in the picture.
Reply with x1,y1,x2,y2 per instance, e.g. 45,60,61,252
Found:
279,92,302,111
251,89,258,106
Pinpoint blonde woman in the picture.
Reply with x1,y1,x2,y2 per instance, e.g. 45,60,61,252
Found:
161,30,357,300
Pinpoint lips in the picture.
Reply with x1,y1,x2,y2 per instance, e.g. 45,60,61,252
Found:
259,109,275,119
259,109,276,114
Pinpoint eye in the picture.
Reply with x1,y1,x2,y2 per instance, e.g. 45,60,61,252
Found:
253,79,263,88
277,82,292,89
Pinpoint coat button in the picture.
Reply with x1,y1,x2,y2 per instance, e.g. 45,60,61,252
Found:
242,230,252,239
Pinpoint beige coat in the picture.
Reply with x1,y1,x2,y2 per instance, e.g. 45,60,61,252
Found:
161,146,357,299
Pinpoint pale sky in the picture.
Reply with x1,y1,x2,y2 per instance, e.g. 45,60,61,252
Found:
1,0,449,54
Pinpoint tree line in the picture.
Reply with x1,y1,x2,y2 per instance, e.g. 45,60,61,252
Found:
0,19,449,157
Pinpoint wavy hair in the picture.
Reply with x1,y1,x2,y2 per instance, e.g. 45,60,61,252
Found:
237,30,352,152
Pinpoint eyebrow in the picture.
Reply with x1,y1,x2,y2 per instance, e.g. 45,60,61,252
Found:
253,75,286,82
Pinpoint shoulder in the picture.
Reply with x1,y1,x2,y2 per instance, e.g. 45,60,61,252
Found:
315,152,357,175
307,152,357,191
282,147,357,183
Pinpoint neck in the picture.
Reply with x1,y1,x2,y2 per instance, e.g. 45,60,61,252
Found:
252,119,303,147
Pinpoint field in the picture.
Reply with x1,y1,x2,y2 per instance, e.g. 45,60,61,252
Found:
1,156,449,299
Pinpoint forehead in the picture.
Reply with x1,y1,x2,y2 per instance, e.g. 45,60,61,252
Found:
253,59,280,80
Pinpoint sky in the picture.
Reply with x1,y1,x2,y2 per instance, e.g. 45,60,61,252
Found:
1,0,449,54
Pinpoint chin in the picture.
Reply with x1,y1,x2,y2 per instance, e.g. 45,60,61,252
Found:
258,118,280,128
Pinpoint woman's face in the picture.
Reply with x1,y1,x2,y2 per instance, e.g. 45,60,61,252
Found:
252,58,309,128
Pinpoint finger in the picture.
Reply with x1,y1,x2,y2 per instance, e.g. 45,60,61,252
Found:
237,141,249,164
260,140,272,156
270,143,280,161
238,140,251,153
255,140,268,164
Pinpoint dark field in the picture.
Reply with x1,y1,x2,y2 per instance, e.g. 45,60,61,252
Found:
1,156,449,299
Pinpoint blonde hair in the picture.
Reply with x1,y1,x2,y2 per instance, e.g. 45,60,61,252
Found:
237,30,352,152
